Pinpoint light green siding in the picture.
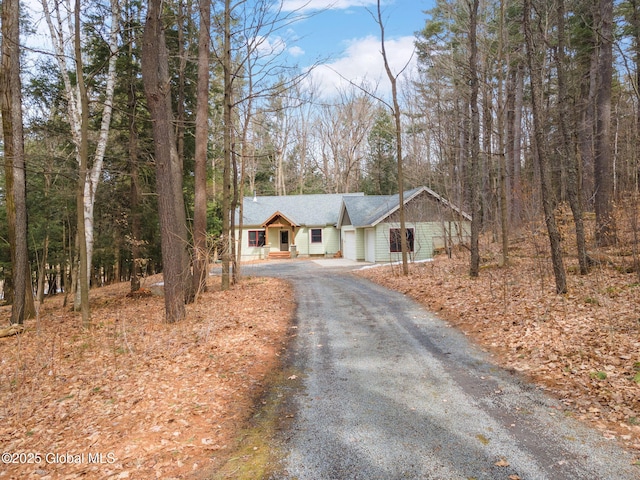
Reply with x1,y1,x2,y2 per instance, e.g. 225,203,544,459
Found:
355,228,365,261
237,225,341,260
323,227,341,255
267,228,281,250
291,227,305,255
236,228,269,261
294,226,340,256
373,222,441,263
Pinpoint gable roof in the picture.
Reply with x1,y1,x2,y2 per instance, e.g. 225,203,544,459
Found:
260,211,297,227
238,192,365,227
338,186,471,228
237,187,471,229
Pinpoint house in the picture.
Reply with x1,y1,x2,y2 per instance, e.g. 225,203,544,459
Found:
235,186,470,262
236,192,364,260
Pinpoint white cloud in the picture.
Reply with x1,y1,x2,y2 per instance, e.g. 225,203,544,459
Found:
282,0,378,13
306,34,416,100
288,45,306,57
254,35,288,57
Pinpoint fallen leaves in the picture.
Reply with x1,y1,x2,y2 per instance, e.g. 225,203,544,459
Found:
0,274,295,479
359,243,640,452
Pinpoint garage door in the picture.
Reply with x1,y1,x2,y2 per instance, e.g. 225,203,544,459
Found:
343,230,356,260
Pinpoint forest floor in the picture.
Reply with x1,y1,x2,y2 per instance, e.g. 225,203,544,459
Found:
358,205,640,457
0,274,296,479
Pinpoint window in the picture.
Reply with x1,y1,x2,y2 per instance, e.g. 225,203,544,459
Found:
390,228,414,252
311,228,323,244
248,230,266,247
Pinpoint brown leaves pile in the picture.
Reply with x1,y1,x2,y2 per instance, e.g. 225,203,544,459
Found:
359,234,640,453
0,274,294,479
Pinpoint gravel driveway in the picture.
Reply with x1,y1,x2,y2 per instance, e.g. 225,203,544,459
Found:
244,260,638,479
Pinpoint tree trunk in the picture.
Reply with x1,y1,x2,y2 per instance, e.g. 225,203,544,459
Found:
82,0,120,293
556,0,589,274
577,12,598,209
633,0,640,194
74,0,91,326
469,0,482,278
1,0,34,324
524,0,567,294
128,55,142,292
141,0,193,322
36,235,49,303
511,64,524,224
594,0,617,246
193,0,211,295
123,0,143,293
378,0,408,275
497,0,509,265
221,0,232,290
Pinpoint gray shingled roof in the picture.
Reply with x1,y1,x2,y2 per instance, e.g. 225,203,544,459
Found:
238,192,364,227
237,187,470,228
341,187,424,227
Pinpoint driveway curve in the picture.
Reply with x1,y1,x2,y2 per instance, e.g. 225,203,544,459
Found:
243,260,638,479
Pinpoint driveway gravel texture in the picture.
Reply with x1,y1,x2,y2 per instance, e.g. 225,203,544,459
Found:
244,260,638,480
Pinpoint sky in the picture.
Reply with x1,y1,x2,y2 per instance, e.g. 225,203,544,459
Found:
21,0,434,101
279,0,434,100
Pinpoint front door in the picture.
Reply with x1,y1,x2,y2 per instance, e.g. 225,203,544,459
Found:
280,230,289,251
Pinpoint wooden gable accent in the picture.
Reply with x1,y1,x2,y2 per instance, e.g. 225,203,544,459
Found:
261,211,297,228
386,190,467,223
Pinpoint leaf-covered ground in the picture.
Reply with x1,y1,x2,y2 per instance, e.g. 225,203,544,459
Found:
358,213,640,456
0,275,295,479
2,208,640,479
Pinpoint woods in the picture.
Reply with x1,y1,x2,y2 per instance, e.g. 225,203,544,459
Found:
1,0,640,321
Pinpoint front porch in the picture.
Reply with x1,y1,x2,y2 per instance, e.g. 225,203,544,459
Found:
263,211,297,260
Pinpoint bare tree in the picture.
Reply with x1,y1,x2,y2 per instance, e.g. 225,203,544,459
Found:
211,0,320,286
556,0,589,274
376,0,409,275
316,88,375,193
524,0,567,294
496,0,509,265
468,0,481,278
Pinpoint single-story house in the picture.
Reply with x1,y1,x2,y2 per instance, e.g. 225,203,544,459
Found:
235,186,470,262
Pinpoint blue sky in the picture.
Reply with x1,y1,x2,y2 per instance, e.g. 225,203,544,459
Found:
23,0,434,101
281,0,434,99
